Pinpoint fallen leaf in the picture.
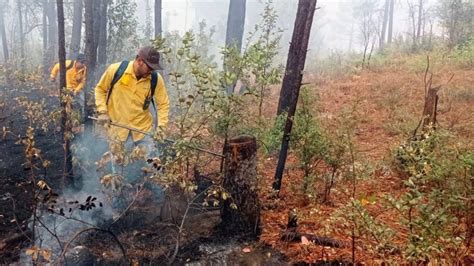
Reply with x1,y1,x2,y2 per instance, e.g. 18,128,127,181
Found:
242,247,251,253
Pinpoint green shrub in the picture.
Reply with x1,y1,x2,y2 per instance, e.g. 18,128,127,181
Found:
391,128,472,261
451,38,474,68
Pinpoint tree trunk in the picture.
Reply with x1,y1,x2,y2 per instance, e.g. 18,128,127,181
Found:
362,40,369,68
18,0,25,60
92,0,101,52
224,0,246,95
42,0,48,77
367,36,376,67
84,0,97,132
97,0,108,66
154,0,162,37
145,0,152,40
225,0,246,53
408,2,416,49
221,135,260,236
387,0,394,44
0,1,9,84
448,0,460,46
0,2,9,62
379,0,389,50
69,0,83,58
47,0,57,68
276,0,317,115
57,0,73,185
274,0,317,191
416,0,423,42
428,21,433,47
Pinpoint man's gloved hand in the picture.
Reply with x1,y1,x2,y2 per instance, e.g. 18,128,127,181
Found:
97,112,111,126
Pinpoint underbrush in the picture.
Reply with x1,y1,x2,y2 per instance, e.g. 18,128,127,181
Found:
307,39,474,79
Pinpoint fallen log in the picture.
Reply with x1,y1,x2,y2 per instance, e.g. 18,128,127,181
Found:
280,210,342,248
280,231,343,248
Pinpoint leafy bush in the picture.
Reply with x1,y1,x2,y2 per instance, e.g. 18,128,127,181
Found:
291,88,328,192
391,127,472,261
287,88,348,202
451,38,474,68
331,199,398,258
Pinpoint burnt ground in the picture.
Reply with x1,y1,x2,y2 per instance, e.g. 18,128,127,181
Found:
0,85,289,265
0,85,66,263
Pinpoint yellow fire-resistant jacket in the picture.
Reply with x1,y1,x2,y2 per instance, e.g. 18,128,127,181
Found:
95,60,169,142
50,60,87,93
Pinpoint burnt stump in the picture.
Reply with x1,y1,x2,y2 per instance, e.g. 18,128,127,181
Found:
220,135,260,237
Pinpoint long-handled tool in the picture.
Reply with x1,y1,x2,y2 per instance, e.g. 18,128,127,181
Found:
88,116,224,158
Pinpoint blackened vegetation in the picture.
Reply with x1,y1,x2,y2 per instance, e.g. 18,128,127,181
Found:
0,87,65,264
221,135,261,237
38,181,102,216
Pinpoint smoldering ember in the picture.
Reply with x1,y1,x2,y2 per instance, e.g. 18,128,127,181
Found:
0,0,473,265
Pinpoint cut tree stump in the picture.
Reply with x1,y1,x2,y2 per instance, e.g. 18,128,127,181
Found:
421,86,440,131
221,135,260,236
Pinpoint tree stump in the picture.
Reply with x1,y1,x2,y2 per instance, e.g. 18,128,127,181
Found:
221,135,260,236
421,86,440,131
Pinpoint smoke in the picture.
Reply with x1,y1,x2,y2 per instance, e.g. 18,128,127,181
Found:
20,129,123,264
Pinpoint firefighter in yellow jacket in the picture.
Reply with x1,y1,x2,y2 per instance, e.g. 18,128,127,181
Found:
94,46,169,156
50,54,87,118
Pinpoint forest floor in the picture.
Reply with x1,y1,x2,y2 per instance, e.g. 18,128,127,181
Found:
0,85,65,263
258,61,474,263
0,59,473,264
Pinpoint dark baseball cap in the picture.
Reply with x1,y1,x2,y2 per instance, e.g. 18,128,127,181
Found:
138,46,163,70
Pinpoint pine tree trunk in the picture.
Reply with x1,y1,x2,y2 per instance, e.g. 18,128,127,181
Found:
0,2,9,62
221,135,260,236
224,0,246,95
154,0,162,37
225,0,246,53
387,0,394,44
416,0,423,42
276,0,317,116
47,0,57,67
97,0,108,66
274,0,317,191
84,0,96,132
0,1,9,84
42,0,48,77
57,0,73,185
69,0,83,58
18,0,25,61
379,0,389,50
92,0,101,53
